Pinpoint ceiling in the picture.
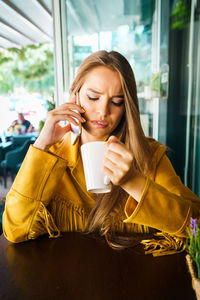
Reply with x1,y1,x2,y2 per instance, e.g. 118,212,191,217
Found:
0,0,154,49
66,0,148,36
0,0,53,49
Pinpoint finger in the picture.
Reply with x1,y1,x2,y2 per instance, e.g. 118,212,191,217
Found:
107,141,133,162
103,165,120,185
106,135,125,151
59,109,85,122
104,154,130,177
103,166,114,180
48,113,80,126
103,163,125,186
105,148,121,162
49,110,85,123
103,156,117,173
107,140,126,156
56,103,85,113
62,115,81,126
107,135,121,144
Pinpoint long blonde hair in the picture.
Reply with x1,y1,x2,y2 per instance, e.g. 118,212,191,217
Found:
70,51,153,248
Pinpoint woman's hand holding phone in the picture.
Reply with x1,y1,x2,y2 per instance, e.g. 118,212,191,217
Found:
33,96,85,152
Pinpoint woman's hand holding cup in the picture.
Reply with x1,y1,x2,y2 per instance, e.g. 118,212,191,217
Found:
104,136,146,202
103,136,135,187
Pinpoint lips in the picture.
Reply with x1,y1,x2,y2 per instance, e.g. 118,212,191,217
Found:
91,120,108,128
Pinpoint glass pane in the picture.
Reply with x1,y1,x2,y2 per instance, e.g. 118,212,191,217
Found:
191,9,200,196
194,115,200,197
65,0,168,140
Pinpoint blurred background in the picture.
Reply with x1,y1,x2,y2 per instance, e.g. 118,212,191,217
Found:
0,0,199,200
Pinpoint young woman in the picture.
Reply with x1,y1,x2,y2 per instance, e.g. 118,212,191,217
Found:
3,51,200,255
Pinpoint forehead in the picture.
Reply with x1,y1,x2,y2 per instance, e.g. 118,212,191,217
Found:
82,66,122,93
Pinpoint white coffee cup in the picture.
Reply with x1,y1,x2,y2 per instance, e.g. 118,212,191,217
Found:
81,141,111,193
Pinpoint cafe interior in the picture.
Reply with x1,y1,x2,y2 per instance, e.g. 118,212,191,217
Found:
0,0,200,299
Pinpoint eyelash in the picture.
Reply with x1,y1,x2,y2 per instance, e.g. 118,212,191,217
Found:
88,96,98,101
87,96,124,107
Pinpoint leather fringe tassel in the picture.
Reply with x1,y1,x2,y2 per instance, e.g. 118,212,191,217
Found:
28,202,60,240
141,232,186,256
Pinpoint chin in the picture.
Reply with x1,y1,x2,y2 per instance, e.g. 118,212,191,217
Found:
91,134,108,140
92,129,110,136
82,124,114,141
87,131,110,141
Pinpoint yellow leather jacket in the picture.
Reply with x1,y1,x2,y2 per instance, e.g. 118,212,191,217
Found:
3,133,200,254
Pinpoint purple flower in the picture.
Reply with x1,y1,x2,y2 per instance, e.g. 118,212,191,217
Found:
191,218,198,237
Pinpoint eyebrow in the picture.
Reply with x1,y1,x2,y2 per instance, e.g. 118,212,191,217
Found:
87,88,124,98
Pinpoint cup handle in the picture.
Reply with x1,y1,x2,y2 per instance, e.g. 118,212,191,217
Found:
104,175,110,185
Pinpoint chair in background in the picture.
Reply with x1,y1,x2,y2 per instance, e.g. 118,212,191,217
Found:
11,135,35,149
0,148,3,185
0,201,4,235
0,139,35,188
0,142,12,185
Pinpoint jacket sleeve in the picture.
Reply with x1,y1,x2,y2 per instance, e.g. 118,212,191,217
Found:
3,145,68,243
123,153,200,237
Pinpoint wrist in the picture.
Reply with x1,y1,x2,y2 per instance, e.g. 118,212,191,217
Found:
33,140,50,152
121,173,146,202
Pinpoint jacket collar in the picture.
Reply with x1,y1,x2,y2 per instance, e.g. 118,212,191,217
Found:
49,132,80,168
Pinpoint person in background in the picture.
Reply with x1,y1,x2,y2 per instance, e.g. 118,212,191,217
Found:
8,113,34,135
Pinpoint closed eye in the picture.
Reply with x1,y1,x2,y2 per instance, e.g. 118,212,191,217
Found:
87,95,124,106
87,96,99,101
112,100,124,107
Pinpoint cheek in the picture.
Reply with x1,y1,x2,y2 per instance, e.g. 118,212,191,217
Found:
80,92,91,109
79,97,96,121
113,107,125,123
80,101,93,120
81,101,91,111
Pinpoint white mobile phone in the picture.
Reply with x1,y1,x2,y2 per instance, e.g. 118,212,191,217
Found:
71,93,82,145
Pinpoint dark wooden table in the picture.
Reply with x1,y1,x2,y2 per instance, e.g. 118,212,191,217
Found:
0,232,196,300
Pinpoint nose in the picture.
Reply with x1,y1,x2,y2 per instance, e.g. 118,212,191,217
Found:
97,98,110,118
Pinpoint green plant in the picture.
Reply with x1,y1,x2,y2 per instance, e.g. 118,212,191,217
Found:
46,99,55,111
0,43,54,95
39,120,45,132
171,0,190,30
186,218,200,279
